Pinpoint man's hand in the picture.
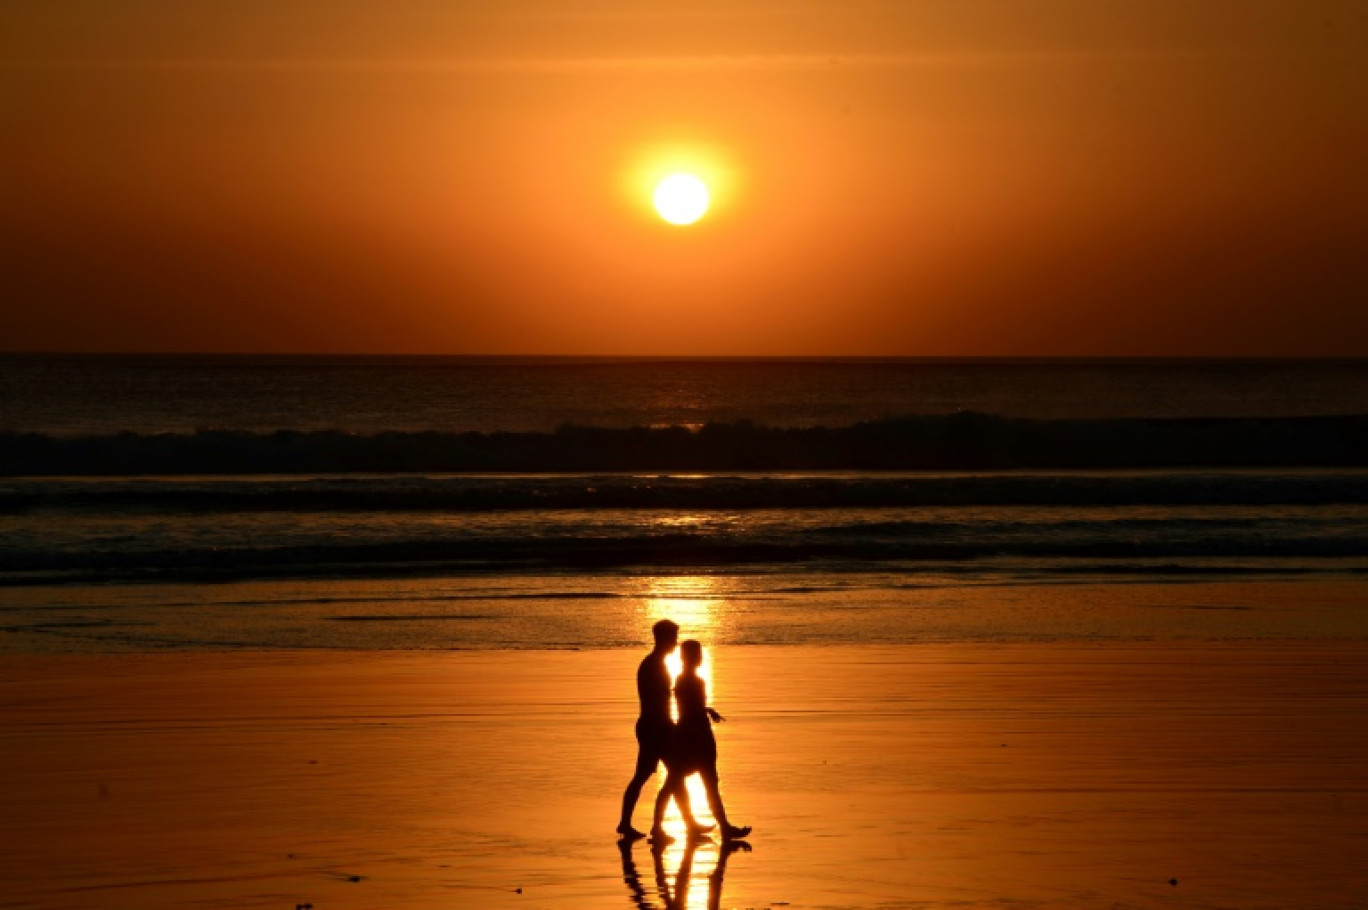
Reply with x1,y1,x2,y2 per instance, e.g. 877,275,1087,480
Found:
707,707,725,723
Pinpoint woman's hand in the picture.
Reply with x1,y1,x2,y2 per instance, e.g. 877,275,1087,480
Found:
707,707,725,723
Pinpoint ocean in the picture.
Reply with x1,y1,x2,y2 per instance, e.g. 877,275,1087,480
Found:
6,354,1368,435
2,354,1366,652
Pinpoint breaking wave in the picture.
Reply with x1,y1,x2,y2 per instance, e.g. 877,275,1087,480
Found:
3,412,1367,476
5,469,1368,515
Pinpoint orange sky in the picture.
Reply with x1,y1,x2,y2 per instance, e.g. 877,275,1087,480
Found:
3,1,1366,356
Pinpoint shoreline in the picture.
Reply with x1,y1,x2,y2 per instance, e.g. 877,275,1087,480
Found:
4,573,1368,653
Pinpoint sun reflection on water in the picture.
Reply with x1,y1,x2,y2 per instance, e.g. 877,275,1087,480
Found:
643,574,724,652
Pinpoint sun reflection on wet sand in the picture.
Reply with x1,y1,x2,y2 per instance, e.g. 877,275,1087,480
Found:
620,836,748,910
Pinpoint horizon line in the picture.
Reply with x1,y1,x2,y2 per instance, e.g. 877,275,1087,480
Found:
5,352,1366,363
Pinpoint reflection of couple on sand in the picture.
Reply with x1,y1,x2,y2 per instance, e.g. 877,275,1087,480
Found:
617,619,751,844
618,833,749,910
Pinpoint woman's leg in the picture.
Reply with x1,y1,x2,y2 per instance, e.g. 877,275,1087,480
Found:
701,765,751,838
699,766,730,827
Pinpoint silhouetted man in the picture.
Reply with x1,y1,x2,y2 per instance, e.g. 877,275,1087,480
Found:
617,618,703,839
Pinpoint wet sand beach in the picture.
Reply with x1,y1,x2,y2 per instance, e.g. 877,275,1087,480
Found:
2,642,1366,909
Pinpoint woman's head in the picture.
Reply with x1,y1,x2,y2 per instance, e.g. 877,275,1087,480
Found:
680,639,704,668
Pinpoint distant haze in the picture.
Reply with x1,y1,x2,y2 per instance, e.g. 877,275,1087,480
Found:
3,1,1367,356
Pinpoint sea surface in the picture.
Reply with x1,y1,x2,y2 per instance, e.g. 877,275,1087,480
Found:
6,354,1368,435
2,355,1366,651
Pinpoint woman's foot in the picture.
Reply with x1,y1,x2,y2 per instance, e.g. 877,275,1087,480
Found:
721,824,751,840
648,827,675,846
686,821,715,837
616,824,647,840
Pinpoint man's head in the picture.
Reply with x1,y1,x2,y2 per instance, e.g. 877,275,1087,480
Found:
652,618,680,651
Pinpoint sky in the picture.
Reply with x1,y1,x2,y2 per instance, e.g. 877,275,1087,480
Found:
3,1,1366,356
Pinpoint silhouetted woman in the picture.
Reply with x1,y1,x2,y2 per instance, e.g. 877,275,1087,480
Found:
651,640,751,842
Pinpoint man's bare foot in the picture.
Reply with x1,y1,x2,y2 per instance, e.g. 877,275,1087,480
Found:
616,824,647,840
648,827,675,846
721,824,752,840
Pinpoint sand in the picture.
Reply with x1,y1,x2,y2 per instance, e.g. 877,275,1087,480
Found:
2,643,1366,909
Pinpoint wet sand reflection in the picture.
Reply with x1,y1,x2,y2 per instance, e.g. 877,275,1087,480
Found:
619,837,751,910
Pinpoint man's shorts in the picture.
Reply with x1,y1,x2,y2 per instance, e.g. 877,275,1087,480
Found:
633,718,673,777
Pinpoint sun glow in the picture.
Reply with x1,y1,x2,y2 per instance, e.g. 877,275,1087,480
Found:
622,141,738,226
654,173,710,225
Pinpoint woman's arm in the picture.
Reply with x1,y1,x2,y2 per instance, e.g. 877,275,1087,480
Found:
699,677,725,722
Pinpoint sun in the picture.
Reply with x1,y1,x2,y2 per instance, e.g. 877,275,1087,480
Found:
653,173,710,225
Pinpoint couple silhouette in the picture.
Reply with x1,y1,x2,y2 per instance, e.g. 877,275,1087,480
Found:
617,619,751,844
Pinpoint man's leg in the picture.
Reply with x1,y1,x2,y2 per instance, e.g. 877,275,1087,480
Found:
619,738,659,837
650,770,685,842
618,767,653,837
